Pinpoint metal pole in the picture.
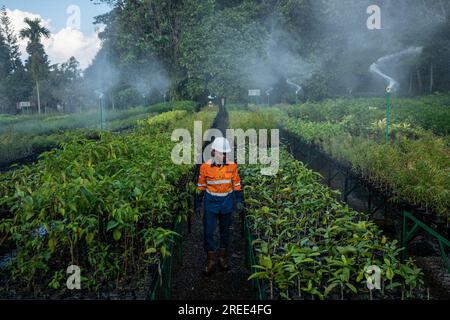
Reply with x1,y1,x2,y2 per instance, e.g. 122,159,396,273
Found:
385,90,390,145
402,211,407,261
100,97,104,130
36,81,41,115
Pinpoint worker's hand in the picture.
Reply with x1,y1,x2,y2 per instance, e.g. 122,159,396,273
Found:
236,201,245,213
235,190,245,213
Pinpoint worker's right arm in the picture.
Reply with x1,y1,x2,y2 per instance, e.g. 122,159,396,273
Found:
197,164,207,191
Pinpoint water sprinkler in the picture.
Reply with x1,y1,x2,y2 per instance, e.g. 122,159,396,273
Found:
295,88,301,104
159,90,167,103
370,47,423,145
266,88,273,106
368,66,397,146
95,91,105,130
385,86,391,146
208,95,217,108
286,79,302,104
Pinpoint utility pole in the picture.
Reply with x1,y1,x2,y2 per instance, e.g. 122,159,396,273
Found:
36,81,41,114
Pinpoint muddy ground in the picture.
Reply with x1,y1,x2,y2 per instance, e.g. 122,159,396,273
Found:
171,104,255,300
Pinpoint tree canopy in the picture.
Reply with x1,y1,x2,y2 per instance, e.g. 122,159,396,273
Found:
1,0,449,113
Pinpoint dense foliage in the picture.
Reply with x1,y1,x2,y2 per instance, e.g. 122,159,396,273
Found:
90,0,450,103
271,95,450,217
0,108,215,296
228,111,424,300
1,1,449,112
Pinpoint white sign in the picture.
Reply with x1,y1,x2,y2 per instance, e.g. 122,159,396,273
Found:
19,101,31,108
248,89,261,96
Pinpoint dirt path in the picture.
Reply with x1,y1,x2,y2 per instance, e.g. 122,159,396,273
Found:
171,104,255,300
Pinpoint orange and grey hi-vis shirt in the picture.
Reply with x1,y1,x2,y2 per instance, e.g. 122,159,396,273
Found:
197,159,241,214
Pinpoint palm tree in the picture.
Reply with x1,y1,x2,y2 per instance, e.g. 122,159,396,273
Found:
19,17,50,114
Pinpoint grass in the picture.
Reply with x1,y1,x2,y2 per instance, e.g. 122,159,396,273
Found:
0,101,196,165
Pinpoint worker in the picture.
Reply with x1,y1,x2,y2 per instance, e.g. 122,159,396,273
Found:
197,136,244,276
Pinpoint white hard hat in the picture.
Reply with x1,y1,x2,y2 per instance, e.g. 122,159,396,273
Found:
212,137,231,153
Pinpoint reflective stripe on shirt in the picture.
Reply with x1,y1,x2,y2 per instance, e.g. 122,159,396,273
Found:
206,179,232,185
206,189,233,197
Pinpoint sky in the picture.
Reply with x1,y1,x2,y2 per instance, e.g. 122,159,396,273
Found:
1,0,111,69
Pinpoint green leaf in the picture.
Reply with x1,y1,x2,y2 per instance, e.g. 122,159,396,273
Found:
386,268,394,280
324,283,338,297
48,238,56,252
356,270,364,283
145,247,157,255
385,282,401,290
161,245,170,257
113,229,121,241
107,220,119,231
86,232,94,243
337,246,357,255
248,272,269,281
346,283,357,294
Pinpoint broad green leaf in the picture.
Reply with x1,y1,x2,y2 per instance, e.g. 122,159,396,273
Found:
107,220,119,231
113,229,122,241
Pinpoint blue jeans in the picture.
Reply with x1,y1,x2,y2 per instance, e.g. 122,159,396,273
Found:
203,210,232,252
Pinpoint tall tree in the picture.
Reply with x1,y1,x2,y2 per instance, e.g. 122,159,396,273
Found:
94,0,186,99
0,6,31,113
0,27,10,112
0,23,9,76
179,1,268,100
20,17,50,114
51,57,85,112
91,0,450,102
1,6,22,72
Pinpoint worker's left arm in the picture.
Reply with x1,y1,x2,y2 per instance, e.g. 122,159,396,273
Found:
232,165,244,205
232,164,242,191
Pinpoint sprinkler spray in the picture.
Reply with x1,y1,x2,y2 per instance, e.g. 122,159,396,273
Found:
95,91,105,130
369,47,423,145
286,79,302,104
160,90,167,103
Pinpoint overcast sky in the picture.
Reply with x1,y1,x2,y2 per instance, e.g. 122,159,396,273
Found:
1,0,111,69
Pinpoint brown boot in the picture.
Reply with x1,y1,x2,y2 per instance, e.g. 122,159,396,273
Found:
218,249,230,271
203,251,216,276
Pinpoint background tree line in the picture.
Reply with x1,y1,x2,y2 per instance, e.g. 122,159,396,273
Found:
91,0,450,105
0,6,88,114
1,0,449,114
